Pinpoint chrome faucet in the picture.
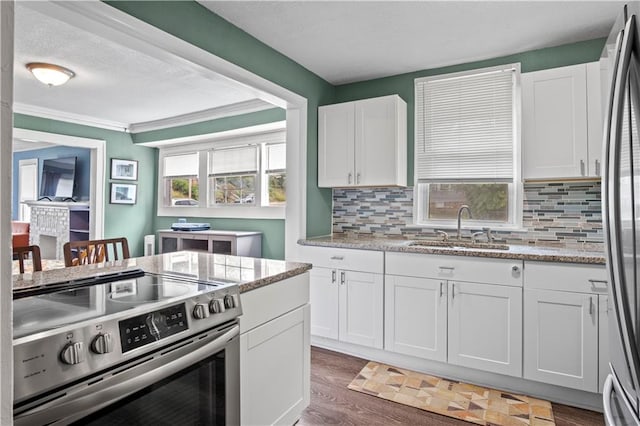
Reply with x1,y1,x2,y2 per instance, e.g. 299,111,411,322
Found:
456,205,472,240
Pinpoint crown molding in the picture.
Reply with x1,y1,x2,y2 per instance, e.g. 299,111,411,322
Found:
127,99,275,133
13,102,129,132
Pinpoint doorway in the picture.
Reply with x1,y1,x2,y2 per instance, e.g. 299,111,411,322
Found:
17,158,37,222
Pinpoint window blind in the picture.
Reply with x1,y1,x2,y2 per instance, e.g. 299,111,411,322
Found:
209,145,258,176
164,153,198,177
265,143,286,174
415,66,516,182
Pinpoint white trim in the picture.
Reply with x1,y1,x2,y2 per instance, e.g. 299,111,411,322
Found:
0,2,13,421
14,102,129,132
13,128,105,240
139,121,286,148
128,99,275,133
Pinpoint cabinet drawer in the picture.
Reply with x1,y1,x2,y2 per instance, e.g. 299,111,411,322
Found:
298,245,383,273
386,252,523,287
524,261,608,293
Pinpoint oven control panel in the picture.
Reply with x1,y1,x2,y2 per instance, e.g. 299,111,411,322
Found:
119,304,188,353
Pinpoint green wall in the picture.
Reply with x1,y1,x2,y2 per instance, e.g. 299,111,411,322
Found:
332,38,607,183
106,1,336,241
14,114,157,257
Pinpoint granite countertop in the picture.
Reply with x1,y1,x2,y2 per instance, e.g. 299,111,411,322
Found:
298,235,605,265
13,251,312,298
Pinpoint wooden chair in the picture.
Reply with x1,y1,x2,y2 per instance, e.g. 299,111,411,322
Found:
63,237,130,267
13,245,42,274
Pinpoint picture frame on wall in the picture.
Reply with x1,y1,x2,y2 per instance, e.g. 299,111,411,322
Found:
110,158,138,181
110,183,137,205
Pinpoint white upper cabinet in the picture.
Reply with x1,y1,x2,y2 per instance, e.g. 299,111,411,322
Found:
522,62,603,179
318,94,407,187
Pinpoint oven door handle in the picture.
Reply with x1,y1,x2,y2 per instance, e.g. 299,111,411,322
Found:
15,323,240,426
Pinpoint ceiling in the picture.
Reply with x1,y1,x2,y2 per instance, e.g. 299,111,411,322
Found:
201,1,625,85
13,2,274,141
12,1,626,150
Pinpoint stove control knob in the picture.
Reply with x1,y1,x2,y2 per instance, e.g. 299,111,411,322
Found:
209,298,226,314
224,294,235,309
193,303,210,320
60,342,85,365
91,333,113,355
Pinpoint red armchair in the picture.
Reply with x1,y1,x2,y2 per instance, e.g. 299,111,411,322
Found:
12,221,30,248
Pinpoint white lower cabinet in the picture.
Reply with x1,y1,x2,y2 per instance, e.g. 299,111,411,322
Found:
523,289,598,391
599,295,610,392
523,261,609,393
239,273,310,425
448,282,523,377
303,246,385,349
340,270,384,348
309,267,339,339
384,275,447,361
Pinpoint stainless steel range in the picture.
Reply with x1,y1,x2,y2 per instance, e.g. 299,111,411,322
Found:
13,269,242,425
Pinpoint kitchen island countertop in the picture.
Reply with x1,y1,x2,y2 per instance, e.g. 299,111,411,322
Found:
298,234,605,265
13,251,312,298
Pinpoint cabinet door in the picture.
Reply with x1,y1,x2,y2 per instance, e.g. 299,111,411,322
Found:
599,294,611,392
355,96,406,186
523,289,597,392
339,270,384,348
522,64,588,179
240,305,310,426
309,267,339,339
448,282,522,377
385,275,447,361
318,102,355,187
586,61,604,177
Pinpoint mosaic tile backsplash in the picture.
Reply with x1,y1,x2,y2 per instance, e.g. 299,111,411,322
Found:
332,181,603,251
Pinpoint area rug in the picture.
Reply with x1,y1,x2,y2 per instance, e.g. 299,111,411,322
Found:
348,361,555,426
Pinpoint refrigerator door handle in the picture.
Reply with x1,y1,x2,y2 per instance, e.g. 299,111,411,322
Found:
605,13,640,404
603,374,616,426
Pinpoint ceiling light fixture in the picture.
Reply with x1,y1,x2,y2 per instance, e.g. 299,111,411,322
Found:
26,62,75,87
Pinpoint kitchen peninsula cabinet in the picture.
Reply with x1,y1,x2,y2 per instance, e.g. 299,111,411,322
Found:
523,261,609,392
318,94,407,188
239,273,310,425
304,246,384,349
522,62,603,179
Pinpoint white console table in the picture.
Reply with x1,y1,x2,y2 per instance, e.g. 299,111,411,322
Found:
158,230,262,258
25,201,90,260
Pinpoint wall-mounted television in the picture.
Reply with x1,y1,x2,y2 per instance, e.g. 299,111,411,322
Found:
39,156,77,200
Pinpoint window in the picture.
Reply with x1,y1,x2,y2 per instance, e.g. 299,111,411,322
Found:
163,153,199,207
209,145,259,205
414,64,522,228
158,130,286,219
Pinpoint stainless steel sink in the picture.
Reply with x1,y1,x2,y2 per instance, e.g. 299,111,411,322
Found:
408,240,510,250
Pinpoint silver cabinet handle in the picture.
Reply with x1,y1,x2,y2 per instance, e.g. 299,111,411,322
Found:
439,282,444,297
439,266,455,271
340,271,345,285
451,283,455,299
356,172,361,184
330,255,344,260
348,172,352,184
588,279,608,291
580,159,586,176
589,296,594,316
595,159,601,176
331,270,336,283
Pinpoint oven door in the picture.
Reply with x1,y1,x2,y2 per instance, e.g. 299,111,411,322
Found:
14,321,239,426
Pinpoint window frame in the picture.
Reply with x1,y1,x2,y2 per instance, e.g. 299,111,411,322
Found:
413,64,524,231
157,130,286,220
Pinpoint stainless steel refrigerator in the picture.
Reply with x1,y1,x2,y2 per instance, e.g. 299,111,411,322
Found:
603,3,640,425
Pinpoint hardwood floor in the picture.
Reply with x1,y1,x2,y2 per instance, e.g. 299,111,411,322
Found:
299,346,604,426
